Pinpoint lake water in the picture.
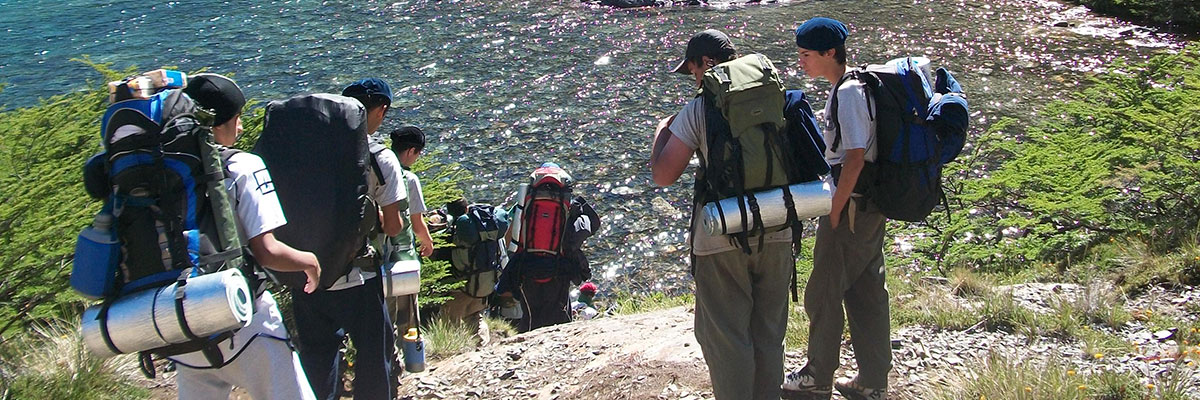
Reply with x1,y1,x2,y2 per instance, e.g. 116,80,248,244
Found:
0,0,1187,294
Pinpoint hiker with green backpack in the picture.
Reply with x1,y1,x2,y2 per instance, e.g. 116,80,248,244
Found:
442,197,509,345
650,29,830,400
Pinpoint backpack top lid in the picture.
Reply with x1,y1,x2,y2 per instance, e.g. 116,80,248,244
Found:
700,54,786,139
253,93,371,290
530,162,573,189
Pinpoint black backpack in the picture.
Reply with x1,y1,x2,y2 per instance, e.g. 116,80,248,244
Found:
451,204,506,298
253,93,378,290
830,58,969,222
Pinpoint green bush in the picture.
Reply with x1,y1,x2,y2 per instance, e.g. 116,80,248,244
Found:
913,45,1200,276
0,59,125,338
0,321,148,400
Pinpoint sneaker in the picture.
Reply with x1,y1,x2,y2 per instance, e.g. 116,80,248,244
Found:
781,367,832,400
834,377,887,400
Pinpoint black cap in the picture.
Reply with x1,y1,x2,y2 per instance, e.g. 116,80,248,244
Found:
672,29,736,75
184,73,246,127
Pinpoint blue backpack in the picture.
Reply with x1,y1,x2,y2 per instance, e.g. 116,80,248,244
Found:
73,77,252,375
76,88,245,297
830,57,969,222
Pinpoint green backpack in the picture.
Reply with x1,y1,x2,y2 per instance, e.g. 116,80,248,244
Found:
695,54,799,252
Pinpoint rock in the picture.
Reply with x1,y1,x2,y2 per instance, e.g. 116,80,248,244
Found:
499,369,517,380
1154,329,1175,341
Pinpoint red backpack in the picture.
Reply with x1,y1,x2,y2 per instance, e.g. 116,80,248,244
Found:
517,164,573,256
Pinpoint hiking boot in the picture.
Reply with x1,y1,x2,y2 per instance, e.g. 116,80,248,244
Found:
834,377,887,400
781,367,832,400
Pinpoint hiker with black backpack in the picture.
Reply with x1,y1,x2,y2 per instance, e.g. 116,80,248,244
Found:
276,78,403,400
650,29,831,400
781,17,969,400
442,197,509,345
169,73,321,400
495,162,600,333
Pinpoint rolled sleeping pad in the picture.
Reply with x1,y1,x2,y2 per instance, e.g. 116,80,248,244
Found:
382,260,421,298
81,268,253,358
702,180,832,236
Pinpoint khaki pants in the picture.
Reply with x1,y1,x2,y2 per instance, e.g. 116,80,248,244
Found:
693,241,792,400
441,291,490,346
805,199,891,389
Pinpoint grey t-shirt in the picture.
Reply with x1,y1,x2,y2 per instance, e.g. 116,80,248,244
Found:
669,97,792,256
822,74,877,167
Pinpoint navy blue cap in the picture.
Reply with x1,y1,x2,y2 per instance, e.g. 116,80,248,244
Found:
341,78,393,105
672,29,736,75
795,17,848,51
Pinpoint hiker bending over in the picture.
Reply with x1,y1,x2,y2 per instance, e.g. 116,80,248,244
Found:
442,197,509,345
650,29,829,400
171,73,320,400
495,163,600,332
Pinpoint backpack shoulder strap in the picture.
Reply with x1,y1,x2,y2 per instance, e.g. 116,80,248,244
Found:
368,142,388,185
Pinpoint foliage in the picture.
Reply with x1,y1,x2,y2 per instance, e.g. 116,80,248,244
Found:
922,351,1151,400
608,290,694,315
1068,0,1199,33
0,58,125,339
0,320,148,400
908,45,1200,278
421,317,476,359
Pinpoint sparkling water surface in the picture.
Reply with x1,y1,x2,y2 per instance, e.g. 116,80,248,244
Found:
0,0,1186,294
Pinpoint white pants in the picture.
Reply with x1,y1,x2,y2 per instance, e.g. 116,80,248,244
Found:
174,291,315,400
175,336,315,400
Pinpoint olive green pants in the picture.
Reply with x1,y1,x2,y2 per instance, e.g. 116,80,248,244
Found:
694,241,792,400
805,199,891,389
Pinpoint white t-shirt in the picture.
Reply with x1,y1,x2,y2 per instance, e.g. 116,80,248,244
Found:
169,151,289,368
328,147,408,291
822,74,877,166
669,97,793,256
403,169,427,215
369,149,407,209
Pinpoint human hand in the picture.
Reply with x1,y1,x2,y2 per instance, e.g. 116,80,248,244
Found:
301,253,321,294
419,241,433,257
829,212,841,230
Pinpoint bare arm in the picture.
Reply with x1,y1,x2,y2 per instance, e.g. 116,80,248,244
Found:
380,201,404,237
411,213,434,257
650,116,694,187
830,148,865,229
249,231,321,293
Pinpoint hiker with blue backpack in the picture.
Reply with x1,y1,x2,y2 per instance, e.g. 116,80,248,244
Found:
650,29,831,400
781,17,968,400
71,70,320,399
172,73,321,400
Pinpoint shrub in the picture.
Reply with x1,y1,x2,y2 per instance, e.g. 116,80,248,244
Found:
0,320,148,400
912,45,1200,275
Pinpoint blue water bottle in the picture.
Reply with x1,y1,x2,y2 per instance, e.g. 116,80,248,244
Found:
402,327,427,373
71,212,121,300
